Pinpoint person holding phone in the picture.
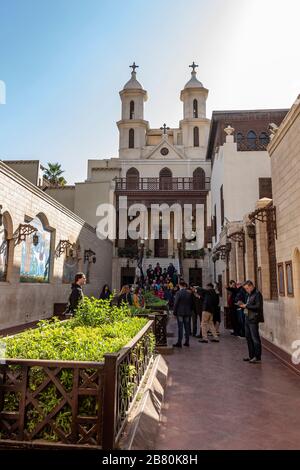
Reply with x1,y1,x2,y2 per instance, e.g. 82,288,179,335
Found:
238,280,264,364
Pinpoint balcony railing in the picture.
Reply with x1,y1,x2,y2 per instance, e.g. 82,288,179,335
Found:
115,177,210,192
237,138,269,151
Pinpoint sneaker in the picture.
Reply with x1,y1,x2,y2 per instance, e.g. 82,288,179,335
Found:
173,343,182,348
249,357,261,364
183,342,190,347
243,357,251,362
199,338,208,343
210,338,220,343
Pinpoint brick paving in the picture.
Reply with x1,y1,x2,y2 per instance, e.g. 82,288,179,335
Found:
155,318,300,450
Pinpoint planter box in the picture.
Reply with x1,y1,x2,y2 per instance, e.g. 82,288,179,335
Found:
0,320,154,450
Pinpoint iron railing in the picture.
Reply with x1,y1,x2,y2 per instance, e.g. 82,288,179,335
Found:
115,177,210,192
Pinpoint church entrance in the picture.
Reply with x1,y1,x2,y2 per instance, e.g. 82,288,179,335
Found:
120,267,135,288
154,226,168,257
189,268,202,287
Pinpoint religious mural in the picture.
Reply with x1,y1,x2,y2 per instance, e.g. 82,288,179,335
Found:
0,226,8,282
20,217,51,283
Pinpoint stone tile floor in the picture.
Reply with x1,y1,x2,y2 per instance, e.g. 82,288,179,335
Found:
154,317,300,450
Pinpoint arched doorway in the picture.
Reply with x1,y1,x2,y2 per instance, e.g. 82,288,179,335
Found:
159,167,172,190
126,167,139,190
193,167,205,189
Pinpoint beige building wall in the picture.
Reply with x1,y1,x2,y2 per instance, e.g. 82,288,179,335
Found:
260,96,300,355
0,162,112,330
44,186,76,212
4,160,44,186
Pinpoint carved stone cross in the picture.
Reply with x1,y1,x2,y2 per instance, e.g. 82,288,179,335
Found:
160,123,170,134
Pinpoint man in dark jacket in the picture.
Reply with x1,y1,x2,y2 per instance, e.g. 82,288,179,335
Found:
199,283,220,343
173,281,193,348
226,281,240,336
192,287,203,337
234,284,248,337
239,280,264,363
68,272,86,314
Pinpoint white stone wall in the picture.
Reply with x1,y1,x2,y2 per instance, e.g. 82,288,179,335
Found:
118,160,211,179
0,162,112,330
211,135,271,248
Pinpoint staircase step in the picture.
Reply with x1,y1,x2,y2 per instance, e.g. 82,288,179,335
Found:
143,258,180,274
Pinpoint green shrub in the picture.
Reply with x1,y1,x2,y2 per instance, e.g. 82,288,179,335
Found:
73,296,130,327
3,317,147,362
129,306,152,316
0,298,154,443
144,291,168,308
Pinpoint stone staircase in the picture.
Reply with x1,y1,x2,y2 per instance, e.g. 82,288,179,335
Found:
142,258,180,274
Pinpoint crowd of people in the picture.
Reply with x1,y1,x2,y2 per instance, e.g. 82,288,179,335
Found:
66,264,264,365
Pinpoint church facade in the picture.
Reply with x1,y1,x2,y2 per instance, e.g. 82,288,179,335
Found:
1,63,299,369
46,63,213,289
44,64,288,292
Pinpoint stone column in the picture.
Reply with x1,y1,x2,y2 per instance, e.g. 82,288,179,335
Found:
244,223,255,281
255,199,272,300
148,208,155,256
236,243,245,282
228,241,237,281
168,212,174,257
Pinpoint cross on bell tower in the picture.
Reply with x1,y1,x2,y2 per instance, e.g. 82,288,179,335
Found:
189,61,198,73
129,62,139,73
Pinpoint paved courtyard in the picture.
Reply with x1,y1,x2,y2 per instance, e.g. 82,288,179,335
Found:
155,318,300,450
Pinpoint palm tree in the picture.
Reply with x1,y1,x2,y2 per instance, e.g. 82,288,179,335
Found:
44,163,67,187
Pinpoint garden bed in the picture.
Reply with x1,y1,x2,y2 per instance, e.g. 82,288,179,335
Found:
0,298,155,449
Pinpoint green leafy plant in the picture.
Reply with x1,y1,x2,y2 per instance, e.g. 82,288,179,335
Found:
144,292,168,308
0,298,154,444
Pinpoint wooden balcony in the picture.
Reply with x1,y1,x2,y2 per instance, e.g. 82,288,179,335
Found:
115,177,210,192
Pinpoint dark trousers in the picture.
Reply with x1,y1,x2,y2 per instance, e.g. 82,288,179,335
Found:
192,311,202,336
245,317,262,360
177,315,190,345
231,307,240,335
237,309,245,337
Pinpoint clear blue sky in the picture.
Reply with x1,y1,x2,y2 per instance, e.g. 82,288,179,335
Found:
0,0,299,183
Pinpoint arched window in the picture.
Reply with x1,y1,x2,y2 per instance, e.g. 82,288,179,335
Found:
129,128,135,148
247,130,257,149
193,167,206,190
259,132,269,147
0,211,13,282
193,126,199,147
236,132,244,143
0,215,10,282
159,167,172,190
130,100,135,120
193,99,198,118
126,167,139,190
